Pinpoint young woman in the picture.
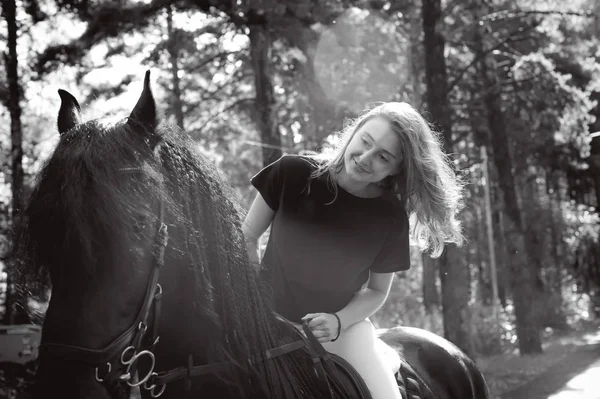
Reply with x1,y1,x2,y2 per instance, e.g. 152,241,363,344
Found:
242,102,464,399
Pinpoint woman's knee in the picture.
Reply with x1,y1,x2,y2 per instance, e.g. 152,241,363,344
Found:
325,320,378,364
342,319,376,342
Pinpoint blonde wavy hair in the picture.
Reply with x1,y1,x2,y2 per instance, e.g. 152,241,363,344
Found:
305,102,465,257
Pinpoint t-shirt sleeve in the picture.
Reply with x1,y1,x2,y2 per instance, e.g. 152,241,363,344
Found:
369,208,411,273
250,155,311,211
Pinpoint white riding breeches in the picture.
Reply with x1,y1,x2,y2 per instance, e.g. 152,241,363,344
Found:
321,319,403,399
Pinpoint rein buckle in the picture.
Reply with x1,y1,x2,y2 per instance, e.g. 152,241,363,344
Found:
94,362,112,382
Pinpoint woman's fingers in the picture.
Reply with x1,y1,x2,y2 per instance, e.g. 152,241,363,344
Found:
302,313,323,323
303,313,326,327
301,313,338,342
310,328,331,342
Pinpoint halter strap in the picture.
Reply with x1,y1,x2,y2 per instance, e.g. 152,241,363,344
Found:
40,191,169,382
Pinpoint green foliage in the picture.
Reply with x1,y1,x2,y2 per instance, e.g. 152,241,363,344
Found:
563,202,600,297
470,303,514,355
507,52,596,172
371,248,444,335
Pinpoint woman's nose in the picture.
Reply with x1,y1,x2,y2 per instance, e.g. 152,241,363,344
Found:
358,151,373,164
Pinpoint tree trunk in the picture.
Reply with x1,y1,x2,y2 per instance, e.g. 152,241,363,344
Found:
590,137,600,208
495,207,508,308
469,121,493,306
407,2,424,110
422,0,474,358
521,169,562,330
472,0,542,354
481,71,542,355
481,146,499,319
476,210,493,305
3,0,29,325
247,10,281,167
166,6,185,130
589,92,600,208
546,171,569,329
439,248,474,358
410,6,440,313
422,255,440,311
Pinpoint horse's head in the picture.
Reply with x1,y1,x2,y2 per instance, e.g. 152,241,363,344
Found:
17,71,173,397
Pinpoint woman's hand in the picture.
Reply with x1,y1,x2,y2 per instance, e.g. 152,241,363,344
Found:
301,313,341,343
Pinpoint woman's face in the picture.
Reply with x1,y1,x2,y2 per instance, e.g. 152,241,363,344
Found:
343,116,403,185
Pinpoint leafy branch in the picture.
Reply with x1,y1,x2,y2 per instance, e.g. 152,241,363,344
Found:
447,22,539,92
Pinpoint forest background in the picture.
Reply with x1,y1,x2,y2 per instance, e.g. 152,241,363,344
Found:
1,0,600,395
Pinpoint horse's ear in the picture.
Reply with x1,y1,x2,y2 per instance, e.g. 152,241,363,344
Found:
127,70,157,139
57,89,82,135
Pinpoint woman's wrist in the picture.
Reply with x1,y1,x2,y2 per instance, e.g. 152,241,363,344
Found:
334,288,387,331
329,313,341,342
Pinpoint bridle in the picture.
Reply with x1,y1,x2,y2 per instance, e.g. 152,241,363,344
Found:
39,183,169,398
37,165,348,399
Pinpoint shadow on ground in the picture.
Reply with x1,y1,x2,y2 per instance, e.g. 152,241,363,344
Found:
501,332,600,399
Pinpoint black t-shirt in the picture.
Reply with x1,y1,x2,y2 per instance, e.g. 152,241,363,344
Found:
251,155,410,323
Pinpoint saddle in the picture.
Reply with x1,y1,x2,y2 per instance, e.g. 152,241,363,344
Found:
298,322,433,399
396,360,433,399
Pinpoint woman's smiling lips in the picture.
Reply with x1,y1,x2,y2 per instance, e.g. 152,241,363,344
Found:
353,158,370,174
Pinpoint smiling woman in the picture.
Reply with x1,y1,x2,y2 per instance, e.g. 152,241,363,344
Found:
242,101,466,399
340,116,404,197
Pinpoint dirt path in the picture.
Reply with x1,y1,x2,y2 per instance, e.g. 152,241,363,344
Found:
501,343,600,399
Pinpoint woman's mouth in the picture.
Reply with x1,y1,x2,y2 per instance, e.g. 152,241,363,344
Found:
353,158,370,174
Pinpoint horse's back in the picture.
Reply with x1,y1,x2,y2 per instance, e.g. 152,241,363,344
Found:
378,326,490,399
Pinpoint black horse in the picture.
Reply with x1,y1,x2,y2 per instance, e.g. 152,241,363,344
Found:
15,71,490,399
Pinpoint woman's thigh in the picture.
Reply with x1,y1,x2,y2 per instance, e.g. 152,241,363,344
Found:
322,320,402,399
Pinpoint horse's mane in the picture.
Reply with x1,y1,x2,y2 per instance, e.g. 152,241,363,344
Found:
143,125,338,397
15,117,333,398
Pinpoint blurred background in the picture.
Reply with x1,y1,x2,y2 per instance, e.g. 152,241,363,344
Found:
1,0,599,397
